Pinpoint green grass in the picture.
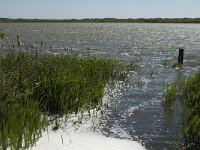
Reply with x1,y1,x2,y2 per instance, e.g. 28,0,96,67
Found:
0,29,4,39
0,52,134,150
183,70,200,149
165,83,177,108
165,70,200,149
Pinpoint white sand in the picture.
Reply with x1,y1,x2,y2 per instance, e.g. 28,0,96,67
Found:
32,88,145,150
32,131,145,150
32,114,145,150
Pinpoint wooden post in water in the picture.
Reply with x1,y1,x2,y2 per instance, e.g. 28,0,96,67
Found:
178,49,184,64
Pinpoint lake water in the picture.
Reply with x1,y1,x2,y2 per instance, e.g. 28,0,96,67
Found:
1,23,200,149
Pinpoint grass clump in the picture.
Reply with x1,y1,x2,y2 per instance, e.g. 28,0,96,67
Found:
165,70,200,149
165,83,177,108
0,29,4,39
183,70,200,149
0,52,134,149
0,100,47,150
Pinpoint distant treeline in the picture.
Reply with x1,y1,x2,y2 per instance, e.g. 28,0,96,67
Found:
1,18,200,23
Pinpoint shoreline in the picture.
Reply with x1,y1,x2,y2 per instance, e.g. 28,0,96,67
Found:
32,112,146,150
1,18,200,23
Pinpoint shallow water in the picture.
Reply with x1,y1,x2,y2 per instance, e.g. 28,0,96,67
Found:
1,23,200,149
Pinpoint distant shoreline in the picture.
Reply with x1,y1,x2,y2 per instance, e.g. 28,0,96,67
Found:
0,18,200,23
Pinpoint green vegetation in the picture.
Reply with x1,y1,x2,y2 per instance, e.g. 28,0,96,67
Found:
165,83,177,108
183,70,200,149
1,18,200,23
0,29,4,39
0,52,134,150
165,70,200,149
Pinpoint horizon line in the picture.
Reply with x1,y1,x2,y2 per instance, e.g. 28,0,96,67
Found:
1,17,200,20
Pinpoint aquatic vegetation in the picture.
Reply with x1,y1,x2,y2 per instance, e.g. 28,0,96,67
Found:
0,100,48,150
183,70,200,149
165,70,200,149
172,63,184,69
0,29,4,39
165,83,177,108
0,52,134,149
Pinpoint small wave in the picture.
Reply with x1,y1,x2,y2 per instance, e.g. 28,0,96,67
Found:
127,102,149,116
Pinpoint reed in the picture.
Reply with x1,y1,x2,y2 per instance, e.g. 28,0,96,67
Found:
0,29,4,39
165,70,200,149
183,70,200,149
165,83,177,108
0,52,134,149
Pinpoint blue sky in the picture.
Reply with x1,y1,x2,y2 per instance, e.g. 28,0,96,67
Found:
0,0,199,19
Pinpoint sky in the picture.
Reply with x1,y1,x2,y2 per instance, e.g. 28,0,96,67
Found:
0,0,199,19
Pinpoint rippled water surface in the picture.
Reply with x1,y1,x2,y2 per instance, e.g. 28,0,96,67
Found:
1,23,200,149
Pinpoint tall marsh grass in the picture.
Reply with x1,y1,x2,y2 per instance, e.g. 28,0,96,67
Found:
165,70,200,149
0,29,4,39
165,83,177,108
183,70,200,149
0,52,134,149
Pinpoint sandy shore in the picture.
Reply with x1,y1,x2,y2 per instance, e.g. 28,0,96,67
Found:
32,113,145,150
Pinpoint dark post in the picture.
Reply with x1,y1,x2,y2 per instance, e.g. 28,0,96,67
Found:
17,34,20,47
178,49,184,64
